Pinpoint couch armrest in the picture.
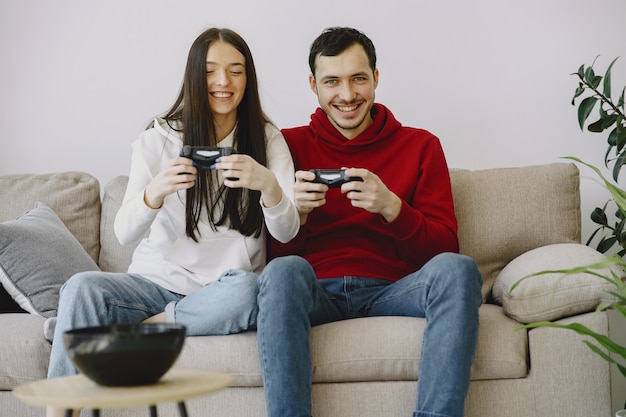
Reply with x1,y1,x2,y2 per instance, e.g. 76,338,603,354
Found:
491,243,621,323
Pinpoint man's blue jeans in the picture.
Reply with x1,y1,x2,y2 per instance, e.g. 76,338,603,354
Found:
48,269,258,379
256,253,482,417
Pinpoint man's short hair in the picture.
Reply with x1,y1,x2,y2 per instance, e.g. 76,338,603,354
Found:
308,27,377,76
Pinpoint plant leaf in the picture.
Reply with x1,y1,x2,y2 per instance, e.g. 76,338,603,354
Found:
585,65,596,84
591,75,603,89
598,236,617,253
509,252,626,294
608,126,619,147
590,114,617,137
591,207,608,225
603,57,620,99
572,86,585,105
586,227,603,245
522,321,626,361
588,118,604,132
564,156,626,213
613,147,626,181
578,97,599,130
603,113,618,129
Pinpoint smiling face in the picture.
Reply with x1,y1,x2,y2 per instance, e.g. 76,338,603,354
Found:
205,40,247,132
309,43,378,139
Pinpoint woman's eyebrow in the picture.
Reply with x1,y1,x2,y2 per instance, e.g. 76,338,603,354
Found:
206,61,245,67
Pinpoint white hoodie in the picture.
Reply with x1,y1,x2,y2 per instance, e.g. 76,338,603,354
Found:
114,118,299,295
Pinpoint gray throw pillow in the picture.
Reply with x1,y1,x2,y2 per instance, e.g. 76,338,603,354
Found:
0,202,100,317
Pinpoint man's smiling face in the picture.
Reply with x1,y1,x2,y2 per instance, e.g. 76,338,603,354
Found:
309,43,379,139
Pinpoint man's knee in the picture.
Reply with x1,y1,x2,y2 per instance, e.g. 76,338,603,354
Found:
258,255,315,295
428,253,483,298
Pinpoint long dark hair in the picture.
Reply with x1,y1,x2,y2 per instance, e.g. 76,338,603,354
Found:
162,28,268,241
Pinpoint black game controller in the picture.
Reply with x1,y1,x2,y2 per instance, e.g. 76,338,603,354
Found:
180,146,236,169
309,169,363,188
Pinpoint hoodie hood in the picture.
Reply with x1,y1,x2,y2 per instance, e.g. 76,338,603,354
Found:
152,117,183,145
309,103,402,151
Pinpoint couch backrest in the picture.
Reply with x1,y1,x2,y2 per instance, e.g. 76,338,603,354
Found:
99,162,581,300
0,172,101,263
0,163,582,302
99,176,136,273
450,162,580,299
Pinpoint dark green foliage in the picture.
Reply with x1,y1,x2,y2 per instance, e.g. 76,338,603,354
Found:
572,57,626,256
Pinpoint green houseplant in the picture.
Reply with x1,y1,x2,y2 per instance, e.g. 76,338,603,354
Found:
572,56,626,256
512,57,626,378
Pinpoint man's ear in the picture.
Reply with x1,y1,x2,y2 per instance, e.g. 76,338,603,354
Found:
373,68,379,89
309,74,318,95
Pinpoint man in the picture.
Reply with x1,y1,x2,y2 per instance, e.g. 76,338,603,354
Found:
257,27,482,417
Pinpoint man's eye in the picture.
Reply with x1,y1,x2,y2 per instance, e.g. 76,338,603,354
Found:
325,80,337,85
354,77,366,82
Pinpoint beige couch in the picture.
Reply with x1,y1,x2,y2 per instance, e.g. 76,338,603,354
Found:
0,163,620,417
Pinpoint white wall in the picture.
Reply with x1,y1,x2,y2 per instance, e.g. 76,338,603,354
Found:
1,0,625,242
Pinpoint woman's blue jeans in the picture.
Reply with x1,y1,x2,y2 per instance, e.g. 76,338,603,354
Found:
256,253,483,417
48,269,258,379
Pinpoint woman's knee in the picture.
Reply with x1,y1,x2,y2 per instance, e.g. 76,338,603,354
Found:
214,269,259,303
60,271,109,299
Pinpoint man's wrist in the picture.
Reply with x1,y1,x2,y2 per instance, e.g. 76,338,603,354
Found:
381,194,402,223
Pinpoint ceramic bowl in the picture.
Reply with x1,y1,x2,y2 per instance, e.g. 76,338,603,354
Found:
63,323,186,386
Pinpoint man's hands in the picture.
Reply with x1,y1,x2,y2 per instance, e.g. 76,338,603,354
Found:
295,168,402,224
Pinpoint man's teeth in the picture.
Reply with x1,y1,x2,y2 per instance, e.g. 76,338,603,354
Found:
337,104,358,112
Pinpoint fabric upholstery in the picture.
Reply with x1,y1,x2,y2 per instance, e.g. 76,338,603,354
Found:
99,176,138,273
175,304,527,388
0,164,614,417
492,243,623,323
449,163,581,300
0,314,49,390
0,172,101,263
0,203,100,317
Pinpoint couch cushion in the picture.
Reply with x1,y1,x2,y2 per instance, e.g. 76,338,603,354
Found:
0,313,49,389
492,243,622,323
450,163,581,300
174,304,527,387
0,203,100,317
0,172,101,263
99,176,138,273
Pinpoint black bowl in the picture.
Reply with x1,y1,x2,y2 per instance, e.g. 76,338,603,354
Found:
63,323,186,386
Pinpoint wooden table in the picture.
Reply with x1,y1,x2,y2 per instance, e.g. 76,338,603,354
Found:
13,368,233,417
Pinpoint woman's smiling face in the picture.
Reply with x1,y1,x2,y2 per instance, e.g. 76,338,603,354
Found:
205,40,247,129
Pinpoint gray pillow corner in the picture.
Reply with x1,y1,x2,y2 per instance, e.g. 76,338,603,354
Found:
0,202,100,317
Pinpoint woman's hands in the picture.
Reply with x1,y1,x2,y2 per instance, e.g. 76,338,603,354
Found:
213,154,283,208
144,157,197,209
144,154,284,210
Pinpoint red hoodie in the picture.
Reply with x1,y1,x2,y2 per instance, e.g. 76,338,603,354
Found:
270,103,458,282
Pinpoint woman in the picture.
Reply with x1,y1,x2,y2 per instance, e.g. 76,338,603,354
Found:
46,27,298,416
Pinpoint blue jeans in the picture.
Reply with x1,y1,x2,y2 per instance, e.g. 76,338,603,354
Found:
48,269,258,379
256,253,482,417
